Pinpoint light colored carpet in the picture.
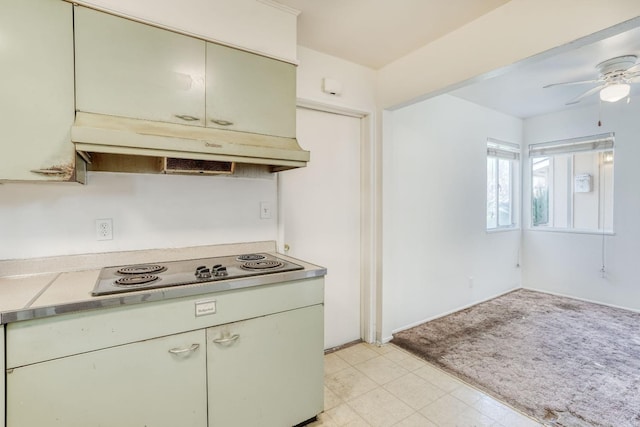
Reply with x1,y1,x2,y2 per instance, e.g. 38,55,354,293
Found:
392,289,640,427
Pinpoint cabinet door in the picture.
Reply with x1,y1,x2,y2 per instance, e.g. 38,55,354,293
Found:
0,0,76,181
6,329,207,427
207,305,324,427
206,43,296,138
75,7,206,126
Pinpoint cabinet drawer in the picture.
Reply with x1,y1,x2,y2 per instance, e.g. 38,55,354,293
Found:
6,277,323,368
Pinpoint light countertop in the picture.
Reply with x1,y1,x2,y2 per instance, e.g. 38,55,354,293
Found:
0,241,326,324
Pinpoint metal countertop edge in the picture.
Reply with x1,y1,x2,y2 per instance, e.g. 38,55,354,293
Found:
0,267,327,325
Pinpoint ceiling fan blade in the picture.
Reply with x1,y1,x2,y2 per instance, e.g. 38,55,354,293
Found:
543,79,602,89
565,84,606,105
626,63,640,73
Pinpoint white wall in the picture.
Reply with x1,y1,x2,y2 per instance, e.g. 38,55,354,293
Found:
0,172,277,260
296,46,377,112
522,100,640,310
382,94,522,341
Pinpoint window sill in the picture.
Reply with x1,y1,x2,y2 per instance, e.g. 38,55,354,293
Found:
527,227,615,236
486,227,520,234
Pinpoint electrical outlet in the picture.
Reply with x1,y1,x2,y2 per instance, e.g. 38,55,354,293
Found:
96,218,113,241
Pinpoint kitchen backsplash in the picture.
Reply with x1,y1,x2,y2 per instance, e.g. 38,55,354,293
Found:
0,171,278,260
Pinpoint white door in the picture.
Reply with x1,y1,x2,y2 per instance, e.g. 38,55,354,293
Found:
279,107,361,349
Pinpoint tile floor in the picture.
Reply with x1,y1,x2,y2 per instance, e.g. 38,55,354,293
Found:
309,342,543,427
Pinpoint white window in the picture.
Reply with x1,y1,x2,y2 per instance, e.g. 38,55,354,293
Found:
529,133,614,232
487,139,520,230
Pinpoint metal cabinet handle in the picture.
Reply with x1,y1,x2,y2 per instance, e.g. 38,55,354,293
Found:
168,343,200,354
213,334,240,344
30,168,67,175
210,118,234,126
175,114,201,122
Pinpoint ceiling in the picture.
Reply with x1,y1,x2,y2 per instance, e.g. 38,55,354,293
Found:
274,1,640,118
450,22,640,118
273,0,510,70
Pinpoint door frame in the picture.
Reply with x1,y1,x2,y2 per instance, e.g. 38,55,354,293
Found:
277,98,378,345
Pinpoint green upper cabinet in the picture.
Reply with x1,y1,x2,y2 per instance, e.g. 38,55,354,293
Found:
0,0,76,182
74,7,207,126
74,6,296,139
206,43,296,138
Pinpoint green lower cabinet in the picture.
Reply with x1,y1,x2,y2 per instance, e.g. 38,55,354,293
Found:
207,305,324,426
6,329,207,427
4,282,324,427
0,326,4,426
5,305,324,427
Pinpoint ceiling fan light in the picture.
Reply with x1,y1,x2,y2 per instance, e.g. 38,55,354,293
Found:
600,83,630,102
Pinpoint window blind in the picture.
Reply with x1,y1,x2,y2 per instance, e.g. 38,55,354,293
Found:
529,133,614,158
487,138,520,160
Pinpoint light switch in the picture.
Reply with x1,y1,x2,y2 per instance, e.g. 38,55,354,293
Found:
260,201,272,219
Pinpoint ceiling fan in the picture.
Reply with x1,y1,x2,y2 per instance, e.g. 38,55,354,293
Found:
544,55,640,105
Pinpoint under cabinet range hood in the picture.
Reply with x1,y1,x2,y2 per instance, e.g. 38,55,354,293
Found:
71,112,309,173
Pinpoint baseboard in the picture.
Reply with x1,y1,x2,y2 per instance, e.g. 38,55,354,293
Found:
324,339,363,354
523,287,640,314
380,335,394,344
390,286,521,337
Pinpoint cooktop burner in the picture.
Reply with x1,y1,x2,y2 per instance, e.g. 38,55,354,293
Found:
91,253,304,296
241,260,284,270
236,254,266,262
117,265,166,275
115,274,159,287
